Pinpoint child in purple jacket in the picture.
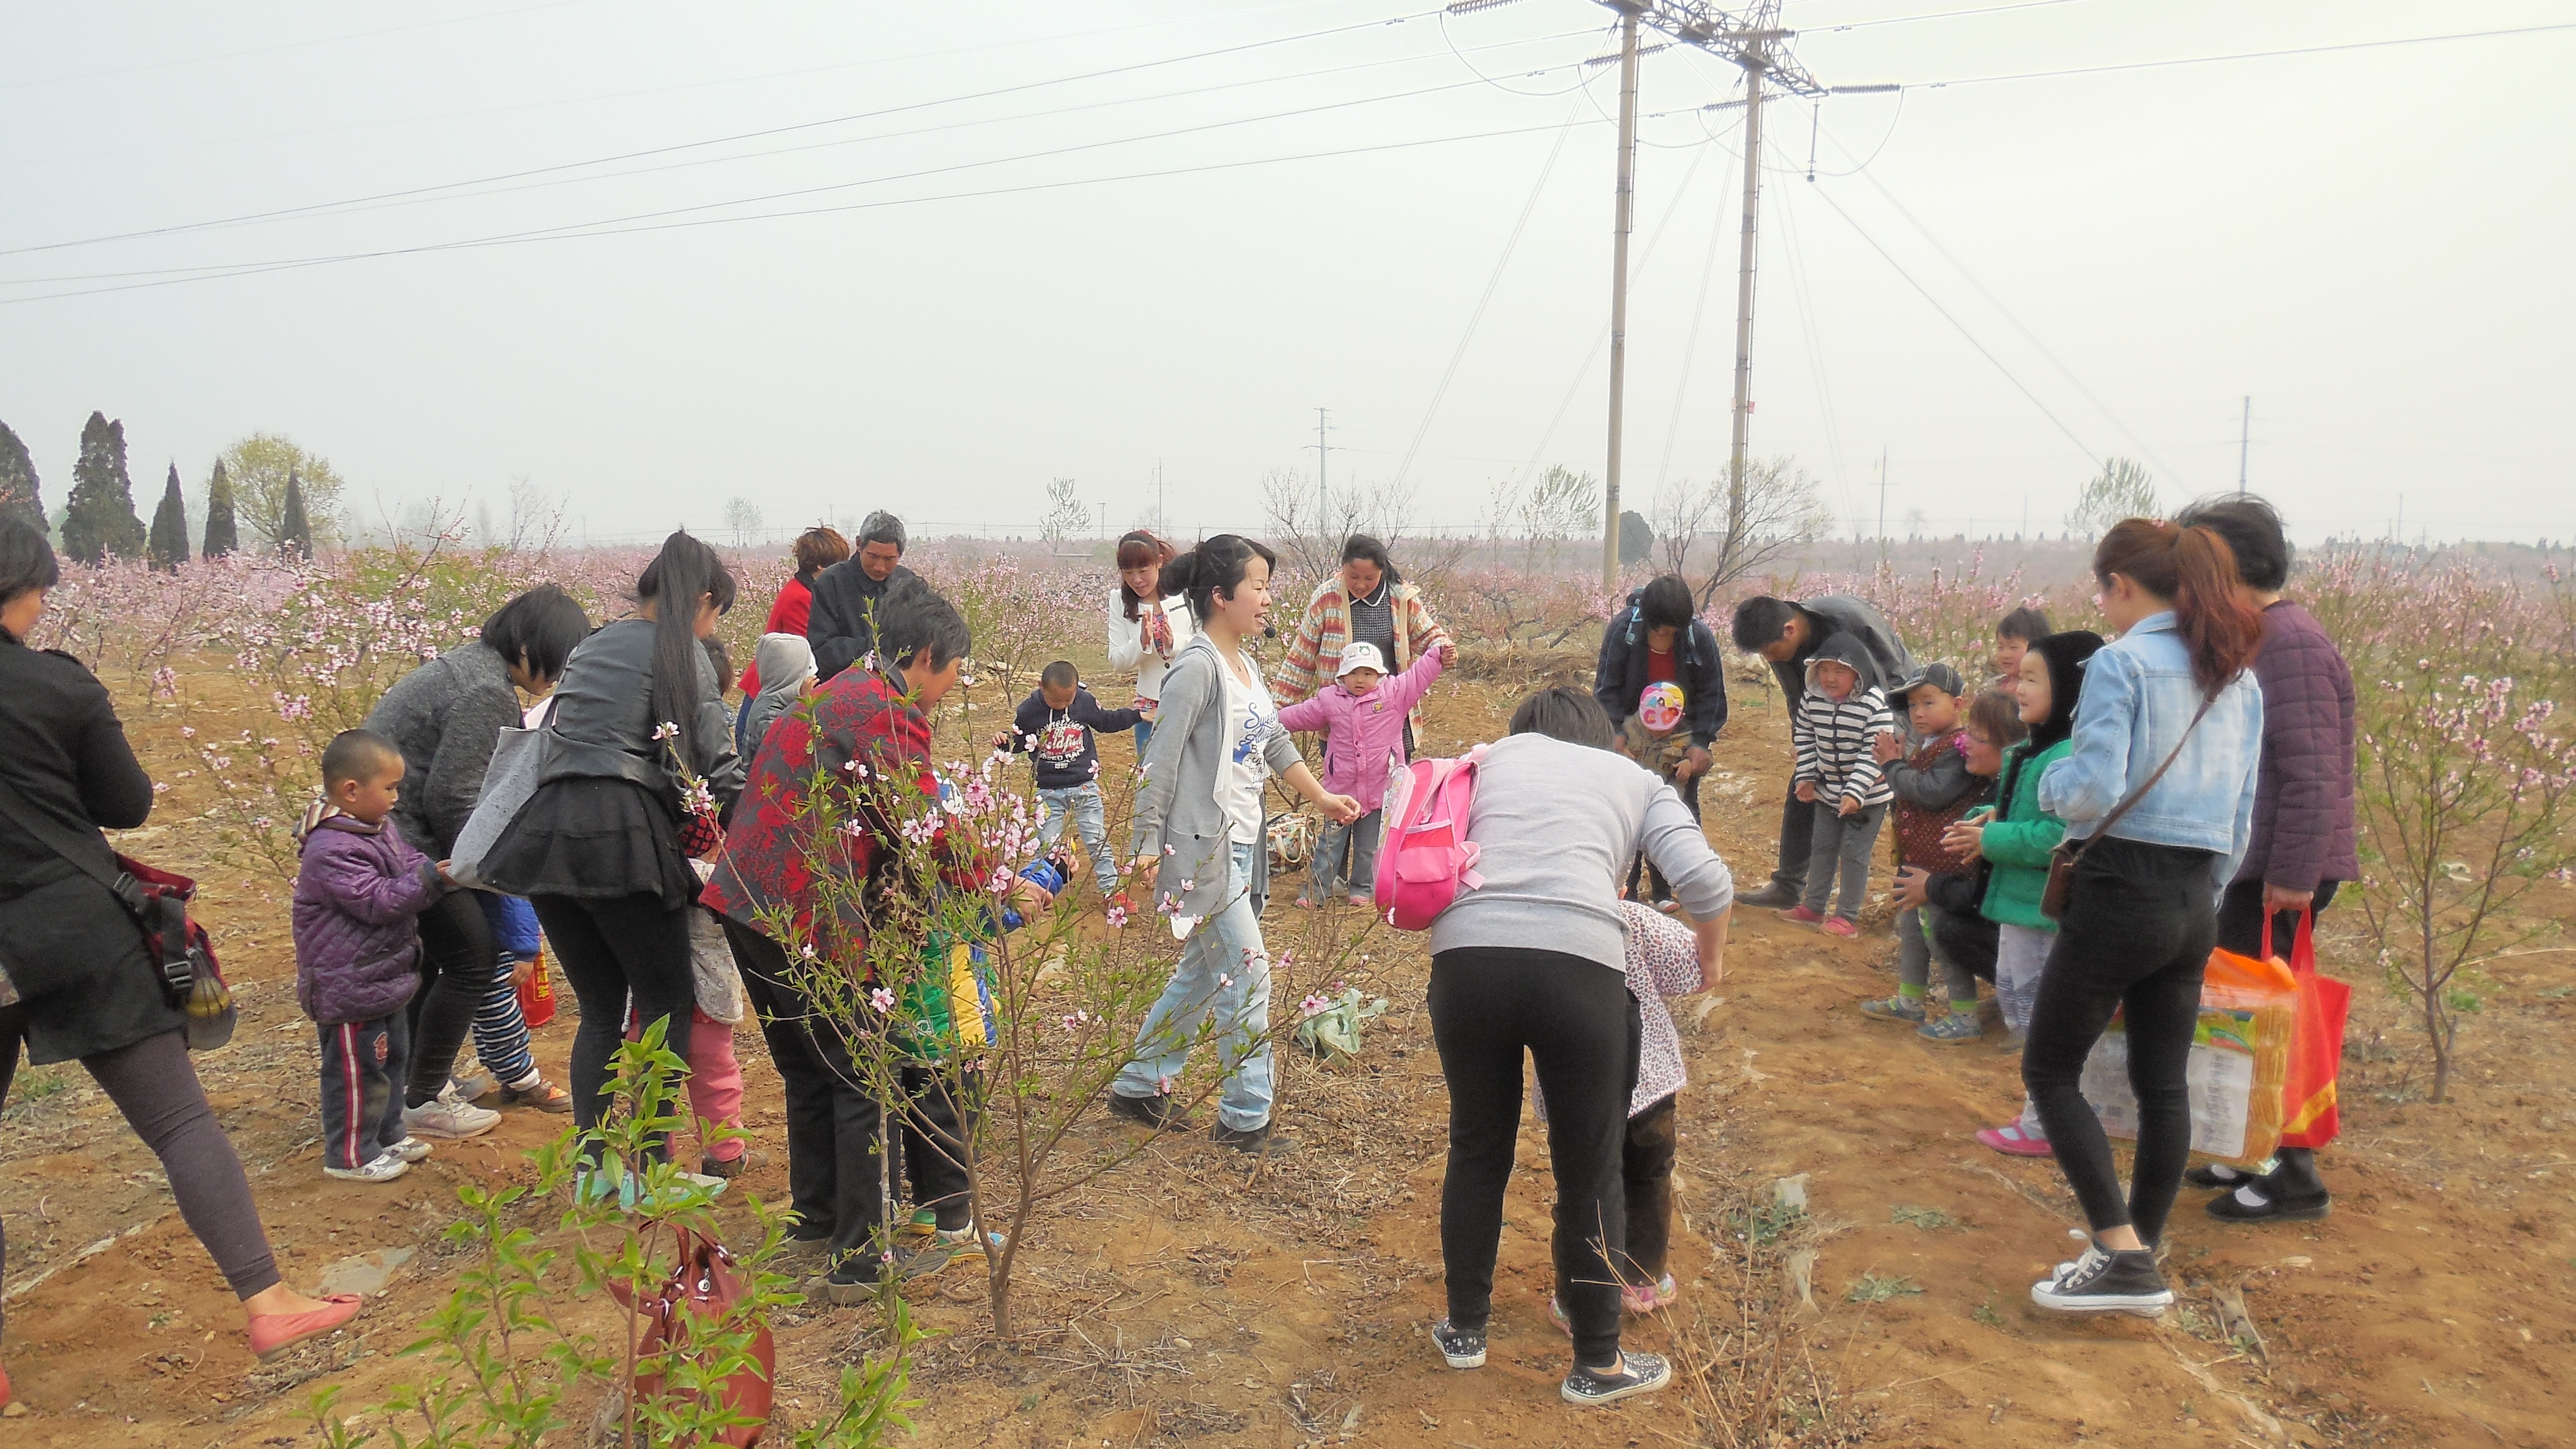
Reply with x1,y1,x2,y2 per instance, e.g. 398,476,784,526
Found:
1276,639,1452,907
293,730,448,1184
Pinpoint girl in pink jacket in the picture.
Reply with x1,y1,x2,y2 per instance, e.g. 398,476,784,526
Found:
1276,640,1452,907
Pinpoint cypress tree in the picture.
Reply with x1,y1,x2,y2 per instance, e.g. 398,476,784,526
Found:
278,467,313,558
0,419,38,531
148,462,191,571
201,458,238,558
60,411,147,565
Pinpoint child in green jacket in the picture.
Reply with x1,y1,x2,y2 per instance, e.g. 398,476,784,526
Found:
1944,631,2104,1157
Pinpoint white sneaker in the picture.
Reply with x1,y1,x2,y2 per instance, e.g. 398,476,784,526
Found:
387,1135,434,1163
404,1095,502,1139
325,1150,411,1183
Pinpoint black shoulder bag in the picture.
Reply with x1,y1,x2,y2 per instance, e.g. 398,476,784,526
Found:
0,771,235,1050
2038,693,2218,923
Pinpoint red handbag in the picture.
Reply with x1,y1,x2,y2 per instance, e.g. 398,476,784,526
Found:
2270,911,2351,1150
609,1225,775,1447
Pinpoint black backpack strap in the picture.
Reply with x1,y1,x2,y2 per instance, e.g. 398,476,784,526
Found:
0,767,148,920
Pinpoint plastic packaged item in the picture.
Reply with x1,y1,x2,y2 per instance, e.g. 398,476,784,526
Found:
2078,944,2296,1168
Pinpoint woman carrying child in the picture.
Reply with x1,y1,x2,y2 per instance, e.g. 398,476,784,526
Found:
2021,520,2264,1316
1859,662,1992,1039
1887,692,2024,1021
1947,629,2104,1153
1111,535,1362,1157
1275,637,1453,908
1423,686,1729,1407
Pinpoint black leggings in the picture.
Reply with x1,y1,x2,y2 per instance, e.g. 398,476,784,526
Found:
1429,947,1641,1369
2023,836,2219,1247
529,893,695,1163
2215,878,2341,1195
405,889,491,1107
0,1020,280,1346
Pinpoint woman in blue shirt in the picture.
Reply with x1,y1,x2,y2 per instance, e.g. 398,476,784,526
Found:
2023,519,2265,1318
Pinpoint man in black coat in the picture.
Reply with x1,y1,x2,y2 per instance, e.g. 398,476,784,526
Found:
806,510,920,682
1594,575,1729,907
1729,592,1915,909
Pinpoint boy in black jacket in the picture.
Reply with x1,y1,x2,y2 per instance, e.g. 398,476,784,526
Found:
1593,575,1729,909
992,661,1142,899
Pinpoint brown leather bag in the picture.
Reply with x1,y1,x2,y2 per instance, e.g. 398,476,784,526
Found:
611,1224,775,1446
2039,694,2217,922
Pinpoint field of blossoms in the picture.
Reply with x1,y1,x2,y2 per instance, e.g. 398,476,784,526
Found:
7,537,2575,1448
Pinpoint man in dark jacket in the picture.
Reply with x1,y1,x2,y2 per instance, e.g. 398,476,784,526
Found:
1729,592,1916,908
806,510,921,682
1595,575,1728,908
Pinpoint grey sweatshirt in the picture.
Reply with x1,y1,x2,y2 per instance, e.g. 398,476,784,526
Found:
361,641,525,858
1429,733,1734,973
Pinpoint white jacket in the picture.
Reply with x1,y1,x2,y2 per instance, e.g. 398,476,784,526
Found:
1104,589,1195,711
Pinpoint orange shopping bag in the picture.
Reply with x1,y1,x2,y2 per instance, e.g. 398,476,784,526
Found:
517,951,558,1030
2271,911,2350,1150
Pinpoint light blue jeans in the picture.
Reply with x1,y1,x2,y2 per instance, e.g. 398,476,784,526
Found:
1114,841,1273,1131
1131,717,1154,761
1036,783,1116,892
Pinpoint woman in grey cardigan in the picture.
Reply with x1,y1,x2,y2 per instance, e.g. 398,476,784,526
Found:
1108,536,1358,1157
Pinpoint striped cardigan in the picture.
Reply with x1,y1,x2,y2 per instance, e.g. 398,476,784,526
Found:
1792,685,1896,808
1270,579,1450,746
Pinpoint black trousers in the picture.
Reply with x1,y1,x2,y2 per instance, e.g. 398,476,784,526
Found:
0,1019,280,1349
1429,947,1641,1368
1769,778,1814,892
724,921,973,1265
2023,837,2219,1247
2215,878,2341,1195
530,893,695,1163
1624,1093,1679,1282
405,889,491,1106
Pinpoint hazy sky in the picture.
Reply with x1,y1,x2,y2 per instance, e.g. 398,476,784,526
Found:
4,0,2570,548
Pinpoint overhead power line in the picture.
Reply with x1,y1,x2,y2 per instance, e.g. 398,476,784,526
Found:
1890,20,2576,90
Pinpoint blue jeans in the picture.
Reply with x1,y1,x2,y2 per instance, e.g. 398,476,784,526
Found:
1131,717,1153,761
1308,808,1381,901
1114,841,1273,1131
1037,783,1115,892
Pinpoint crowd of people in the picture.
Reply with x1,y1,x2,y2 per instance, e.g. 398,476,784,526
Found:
0,491,2359,1414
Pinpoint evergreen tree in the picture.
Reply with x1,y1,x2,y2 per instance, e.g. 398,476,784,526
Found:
201,458,239,558
60,412,147,565
148,462,191,571
278,467,313,558
0,419,39,531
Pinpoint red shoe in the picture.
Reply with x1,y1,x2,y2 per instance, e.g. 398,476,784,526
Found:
1778,905,1825,925
248,1294,363,1362
1976,1123,2054,1158
1820,916,1859,938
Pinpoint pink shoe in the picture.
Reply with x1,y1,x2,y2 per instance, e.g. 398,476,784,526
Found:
1820,916,1859,938
248,1294,364,1362
1621,1272,1679,1315
1976,1123,2054,1158
1778,905,1825,925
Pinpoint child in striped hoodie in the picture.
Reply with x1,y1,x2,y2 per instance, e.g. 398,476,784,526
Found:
1782,633,1895,936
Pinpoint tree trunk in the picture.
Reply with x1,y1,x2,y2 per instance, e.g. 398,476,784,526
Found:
2422,932,2450,1104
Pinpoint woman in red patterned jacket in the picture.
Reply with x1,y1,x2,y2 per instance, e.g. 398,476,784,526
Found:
703,581,1051,1300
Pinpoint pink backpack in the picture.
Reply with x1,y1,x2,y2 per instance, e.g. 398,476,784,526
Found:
1372,745,1486,930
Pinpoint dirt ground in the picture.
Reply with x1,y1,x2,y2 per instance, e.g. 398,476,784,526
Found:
3,658,2572,1448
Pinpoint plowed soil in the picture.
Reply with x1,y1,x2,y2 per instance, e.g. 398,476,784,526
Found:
4,660,2571,1448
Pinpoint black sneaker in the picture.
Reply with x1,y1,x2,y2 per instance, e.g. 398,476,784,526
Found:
1211,1120,1296,1157
1106,1090,1190,1130
1430,1318,1486,1370
2030,1246,2172,1317
1561,1351,1672,1406
1736,880,1802,911
822,1243,952,1304
2204,1180,2331,1223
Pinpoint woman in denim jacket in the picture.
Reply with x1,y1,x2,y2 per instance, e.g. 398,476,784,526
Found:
2023,520,2265,1319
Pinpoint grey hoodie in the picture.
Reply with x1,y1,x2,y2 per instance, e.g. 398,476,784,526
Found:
741,632,816,760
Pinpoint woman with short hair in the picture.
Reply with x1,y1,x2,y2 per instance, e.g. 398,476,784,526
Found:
0,518,361,1401
1424,684,1731,1407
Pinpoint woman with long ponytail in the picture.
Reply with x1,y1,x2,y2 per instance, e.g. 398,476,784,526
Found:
481,531,745,1200
2015,518,2265,1317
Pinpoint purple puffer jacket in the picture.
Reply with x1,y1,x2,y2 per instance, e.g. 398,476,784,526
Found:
2235,600,2359,893
293,815,443,1024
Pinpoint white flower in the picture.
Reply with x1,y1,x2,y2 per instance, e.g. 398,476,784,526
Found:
651,721,680,742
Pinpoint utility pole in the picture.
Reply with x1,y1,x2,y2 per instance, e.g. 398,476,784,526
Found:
1306,408,1339,548
1876,447,1888,558
1154,458,1167,534
2238,396,2251,495
1600,2,1641,593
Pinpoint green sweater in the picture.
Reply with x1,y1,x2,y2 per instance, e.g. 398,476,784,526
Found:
1978,738,2073,931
